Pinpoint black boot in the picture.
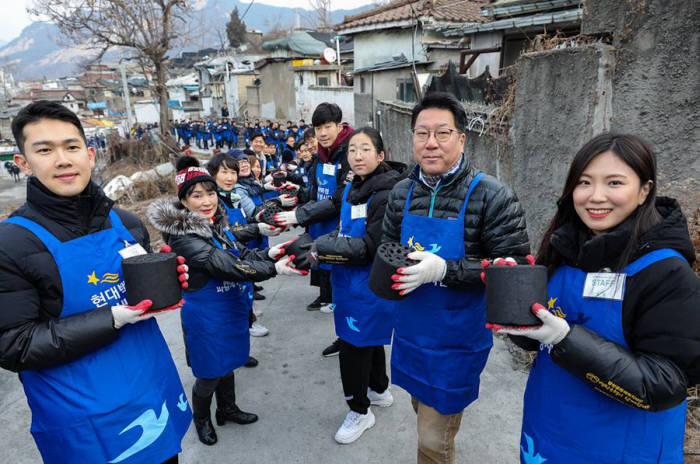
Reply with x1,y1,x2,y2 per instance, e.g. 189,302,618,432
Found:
215,375,258,426
192,388,217,445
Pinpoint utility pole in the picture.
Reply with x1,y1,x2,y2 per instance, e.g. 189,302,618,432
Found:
335,36,342,86
119,59,133,134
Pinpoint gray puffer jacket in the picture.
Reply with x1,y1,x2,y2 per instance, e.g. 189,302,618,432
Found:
382,157,530,289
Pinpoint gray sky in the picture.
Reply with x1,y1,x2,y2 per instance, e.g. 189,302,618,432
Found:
0,0,377,43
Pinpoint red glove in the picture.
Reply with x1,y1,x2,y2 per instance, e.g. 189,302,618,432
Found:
268,236,299,260
160,244,189,289
112,298,185,329
480,254,535,284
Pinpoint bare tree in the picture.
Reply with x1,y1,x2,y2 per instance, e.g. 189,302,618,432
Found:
29,0,192,136
309,0,332,30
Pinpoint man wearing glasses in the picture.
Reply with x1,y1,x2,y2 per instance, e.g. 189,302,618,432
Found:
381,92,530,463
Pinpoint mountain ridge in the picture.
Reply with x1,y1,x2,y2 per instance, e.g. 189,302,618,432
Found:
0,0,372,80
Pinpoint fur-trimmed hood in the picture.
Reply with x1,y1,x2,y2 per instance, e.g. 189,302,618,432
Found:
147,197,221,238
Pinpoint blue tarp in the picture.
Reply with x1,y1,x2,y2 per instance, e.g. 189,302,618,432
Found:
88,101,107,110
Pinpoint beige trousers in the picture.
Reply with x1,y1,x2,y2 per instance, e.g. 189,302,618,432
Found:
411,397,464,464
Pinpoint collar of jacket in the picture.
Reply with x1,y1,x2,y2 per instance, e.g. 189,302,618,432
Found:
22,176,113,236
348,161,406,204
549,196,696,271
409,155,470,191
147,197,228,239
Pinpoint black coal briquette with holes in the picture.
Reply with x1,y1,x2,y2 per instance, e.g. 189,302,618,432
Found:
272,171,286,187
369,242,418,300
122,252,182,309
260,202,284,226
485,265,546,326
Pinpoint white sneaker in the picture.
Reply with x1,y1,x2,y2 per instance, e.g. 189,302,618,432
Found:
367,387,394,407
249,321,269,337
334,409,375,444
320,303,335,314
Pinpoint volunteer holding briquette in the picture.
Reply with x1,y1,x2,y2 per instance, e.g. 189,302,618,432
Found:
148,156,306,446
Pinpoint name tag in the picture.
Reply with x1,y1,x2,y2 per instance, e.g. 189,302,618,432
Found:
351,204,367,219
322,163,336,176
118,243,148,259
583,272,626,300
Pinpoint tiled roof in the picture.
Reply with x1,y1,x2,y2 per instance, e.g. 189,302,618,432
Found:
13,89,87,101
337,0,488,31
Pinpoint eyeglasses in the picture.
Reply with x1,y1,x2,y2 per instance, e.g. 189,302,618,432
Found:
412,128,458,142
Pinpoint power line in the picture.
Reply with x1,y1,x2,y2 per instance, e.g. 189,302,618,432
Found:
240,0,256,21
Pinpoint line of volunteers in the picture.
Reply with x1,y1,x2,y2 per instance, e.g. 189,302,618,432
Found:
0,96,697,464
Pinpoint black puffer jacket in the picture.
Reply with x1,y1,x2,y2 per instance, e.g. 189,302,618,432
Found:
382,157,530,288
147,198,276,291
315,161,407,265
524,197,700,411
0,178,149,372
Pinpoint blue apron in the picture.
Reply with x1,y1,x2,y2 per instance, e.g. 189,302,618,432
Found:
5,212,191,464
520,248,688,464
331,183,395,346
392,173,492,415
221,199,264,251
309,161,342,270
181,229,252,380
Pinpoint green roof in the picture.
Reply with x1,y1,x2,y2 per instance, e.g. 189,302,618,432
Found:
262,31,328,56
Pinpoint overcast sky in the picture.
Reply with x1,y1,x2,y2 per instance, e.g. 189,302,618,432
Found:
0,0,377,43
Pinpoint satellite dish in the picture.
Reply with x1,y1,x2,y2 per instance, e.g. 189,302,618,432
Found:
322,47,337,64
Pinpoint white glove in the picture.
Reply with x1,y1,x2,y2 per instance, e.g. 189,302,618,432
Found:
111,299,184,329
264,173,274,184
391,250,447,296
275,255,308,276
268,237,298,260
496,303,570,345
274,210,298,226
285,163,297,171
263,180,276,191
279,193,298,207
258,222,283,237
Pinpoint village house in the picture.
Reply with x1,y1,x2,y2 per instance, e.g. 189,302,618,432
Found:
194,55,260,119
247,30,355,125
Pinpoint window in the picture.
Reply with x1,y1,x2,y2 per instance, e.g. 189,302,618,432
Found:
360,77,365,93
317,76,329,86
397,79,416,103
299,74,304,86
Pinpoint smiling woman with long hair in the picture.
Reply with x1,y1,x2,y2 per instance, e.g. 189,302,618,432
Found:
495,133,700,463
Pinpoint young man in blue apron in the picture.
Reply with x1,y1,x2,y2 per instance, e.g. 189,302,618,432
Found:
381,92,530,464
273,102,355,357
0,101,192,463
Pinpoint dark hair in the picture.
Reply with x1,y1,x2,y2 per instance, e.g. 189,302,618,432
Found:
207,153,239,176
12,100,87,154
410,91,467,132
247,156,262,179
176,155,200,171
250,131,264,141
312,102,342,127
349,127,385,152
537,133,662,272
302,127,315,140
183,180,216,198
